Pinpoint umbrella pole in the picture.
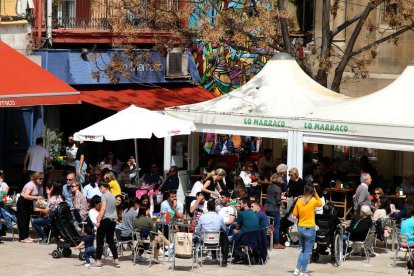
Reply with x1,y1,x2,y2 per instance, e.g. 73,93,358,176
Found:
134,138,139,178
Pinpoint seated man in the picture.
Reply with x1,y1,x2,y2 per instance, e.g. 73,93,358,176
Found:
251,201,269,229
195,200,229,266
189,192,207,217
160,190,184,220
232,197,260,263
134,207,170,263
218,191,237,234
346,205,373,256
161,166,179,200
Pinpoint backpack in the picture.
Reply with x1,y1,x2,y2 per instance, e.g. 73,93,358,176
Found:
174,232,193,258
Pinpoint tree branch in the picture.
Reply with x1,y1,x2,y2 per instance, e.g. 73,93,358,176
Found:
331,12,364,38
351,22,414,57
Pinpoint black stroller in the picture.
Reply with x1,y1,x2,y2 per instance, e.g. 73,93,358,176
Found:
50,202,84,260
311,204,344,266
279,199,298,247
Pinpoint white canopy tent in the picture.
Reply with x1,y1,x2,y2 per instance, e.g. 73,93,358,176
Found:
166,53,350,173
301,62,414,152
74,105,196,178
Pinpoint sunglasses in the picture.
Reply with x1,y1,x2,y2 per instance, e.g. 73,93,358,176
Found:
288,174,294,177
95,173,101,176
374,193,381,195
67,178,74,181
37,178,44,180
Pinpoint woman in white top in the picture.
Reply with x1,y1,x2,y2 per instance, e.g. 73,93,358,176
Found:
88,195,102,230
239,161,259,188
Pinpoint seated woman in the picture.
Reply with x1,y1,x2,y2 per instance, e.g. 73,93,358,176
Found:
115,195,124,224
32,182,65,244
133,207,170,263
401,206,414,246
232,176,248,200
239,161,259,192
116,198,140,240
104,171,122,197
372,188,390,220
71,181,89,223
346,205,373,242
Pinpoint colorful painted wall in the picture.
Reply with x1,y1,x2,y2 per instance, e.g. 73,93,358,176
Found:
189,42,270,96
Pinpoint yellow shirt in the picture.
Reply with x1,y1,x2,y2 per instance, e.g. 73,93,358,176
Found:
293,193,323,227
108,180,122,196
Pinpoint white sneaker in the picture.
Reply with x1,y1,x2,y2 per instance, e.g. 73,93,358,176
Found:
293,268,300,276
84,263,91,267
300,273,311,276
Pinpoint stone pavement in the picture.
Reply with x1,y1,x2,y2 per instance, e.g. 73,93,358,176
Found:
0,232,410,276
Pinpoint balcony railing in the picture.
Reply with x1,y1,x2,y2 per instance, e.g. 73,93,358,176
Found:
52,16,149,30
52,0,180,30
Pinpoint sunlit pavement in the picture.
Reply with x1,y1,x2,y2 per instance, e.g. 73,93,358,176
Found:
0,232,409,276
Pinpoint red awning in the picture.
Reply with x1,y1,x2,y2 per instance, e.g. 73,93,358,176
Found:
79,85,216,111
0,41,80,107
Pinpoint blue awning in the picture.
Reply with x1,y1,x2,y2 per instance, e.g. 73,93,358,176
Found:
34,49,200,85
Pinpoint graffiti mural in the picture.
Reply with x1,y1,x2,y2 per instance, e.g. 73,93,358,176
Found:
189,42,270,96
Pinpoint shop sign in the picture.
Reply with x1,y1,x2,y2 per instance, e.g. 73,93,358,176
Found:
0,100,16,106
304,122,348,132
243,117,286,128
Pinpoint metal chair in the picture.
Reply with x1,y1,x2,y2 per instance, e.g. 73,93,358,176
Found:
199,231,222,267
115,229,135,257
345,223,376,263
267,216,275,251
393,231,414,268
133,229,155,266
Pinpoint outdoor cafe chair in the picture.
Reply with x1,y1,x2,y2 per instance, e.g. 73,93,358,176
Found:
199,231,222,267
345,223,376,263
393,231,414,268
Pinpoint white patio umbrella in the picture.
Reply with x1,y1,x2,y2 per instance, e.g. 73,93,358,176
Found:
74,104,196,176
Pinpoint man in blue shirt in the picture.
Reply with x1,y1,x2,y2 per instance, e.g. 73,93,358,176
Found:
236,198,260,233
251,201,269,229
232,197,260,263
195,200,229,266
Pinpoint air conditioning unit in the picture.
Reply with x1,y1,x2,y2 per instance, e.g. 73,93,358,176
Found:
166,47,191,79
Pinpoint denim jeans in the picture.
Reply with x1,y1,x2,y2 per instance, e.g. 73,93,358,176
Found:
32,216,52,240
75,160,87,184
266,211,281,243
84,246,96,264
296,226,316,273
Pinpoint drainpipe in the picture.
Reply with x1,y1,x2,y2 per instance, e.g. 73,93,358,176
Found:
46,0,52,45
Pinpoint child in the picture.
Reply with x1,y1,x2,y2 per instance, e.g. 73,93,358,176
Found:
75,227,95,267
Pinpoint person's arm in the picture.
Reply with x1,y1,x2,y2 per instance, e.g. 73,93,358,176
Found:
149,219,157,233
314,190,322,207
293,200,299,219
75,240,85,250
77,154,85,176
2,184,9,194
174,202,184,218
23,151,29,173
189,201,199,214
96,198,107,228
23,188,41,201
201,179,218,197
34,207,50,215
275,186,282,204
226,215,236,225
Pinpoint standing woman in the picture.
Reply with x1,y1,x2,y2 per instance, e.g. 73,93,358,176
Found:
292,184,322,276
91,182,120,268
75,140,87,184
17,172,44,243
265,174,286,249
201,168,226,200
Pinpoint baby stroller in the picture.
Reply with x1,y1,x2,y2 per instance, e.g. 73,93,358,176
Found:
279,199,298,247
50,202,84,260
311,204,344,266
